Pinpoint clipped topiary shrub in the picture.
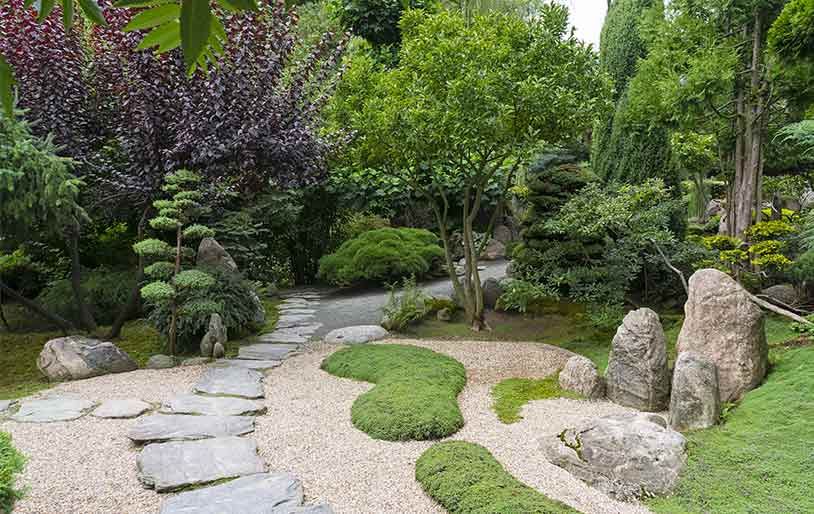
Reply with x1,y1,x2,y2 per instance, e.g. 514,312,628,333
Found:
416,441,579,513
0,431,26,513
36,268,137,326
318,228,444,286
321,344,466,440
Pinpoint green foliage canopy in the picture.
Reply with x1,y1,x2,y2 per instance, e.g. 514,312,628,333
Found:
769,0,814,62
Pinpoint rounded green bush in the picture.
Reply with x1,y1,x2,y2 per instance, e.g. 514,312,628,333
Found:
318,228,444,286
321,344,466,441
416,441,578,513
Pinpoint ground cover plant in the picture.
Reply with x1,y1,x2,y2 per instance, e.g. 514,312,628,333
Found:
0,432,25,514
321,344,466,440
648,345,814,513
415,441,578,513
491,375,581,424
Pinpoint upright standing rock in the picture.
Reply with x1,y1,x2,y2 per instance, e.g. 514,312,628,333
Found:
677,268,767,403
196,238,238,273
669,352,720,431
559,355,605,399
605,308,670,411
200,313,227,358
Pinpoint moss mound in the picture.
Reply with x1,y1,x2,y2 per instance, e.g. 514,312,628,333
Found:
492,376,582,424
321,344,466,440
416,441,578,513
318,228,444,286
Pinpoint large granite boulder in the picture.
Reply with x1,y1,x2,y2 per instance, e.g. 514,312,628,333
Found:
480,239,506,260
37,336,138,381
196,238,238,273
559,355,605,399
677,268,768,403
669,352,720,431
201,313,227,358
542,413,687,501
146,354,176,369
482,278,504,310
605,308,670,411
760,283,798,306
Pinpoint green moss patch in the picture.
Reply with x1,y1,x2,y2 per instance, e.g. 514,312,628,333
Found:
492,376,582,424
648,346,814,513
416,441,578,513
321,344,466,441
0,431,26,513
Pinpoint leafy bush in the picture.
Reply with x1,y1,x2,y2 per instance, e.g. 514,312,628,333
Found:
319,228,444,286
0,248,52,299
496,279,554,314
321,344,466,441
336,213,391,243
415,441,578,513
148,268,262,354
331,0,435,49
381,276,430,331
37,269,137,326
0,431,25,513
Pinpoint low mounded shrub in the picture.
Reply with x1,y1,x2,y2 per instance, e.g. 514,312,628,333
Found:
0,431,26,513
147,268,263,353
381,276,431,331
337,213,391,243
36,268,136,326
416,441,578,513
321,344,466,440
318,228,444,286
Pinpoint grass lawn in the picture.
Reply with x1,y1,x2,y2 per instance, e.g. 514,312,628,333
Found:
648,344,814,514
491,375,581,424
321,344,466,441
416,441,578,513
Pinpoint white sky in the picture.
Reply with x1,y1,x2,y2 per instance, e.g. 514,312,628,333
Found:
557,0,607,48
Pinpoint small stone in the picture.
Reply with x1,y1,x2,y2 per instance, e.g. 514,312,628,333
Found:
128,414,255,443
146,355,176,369
92,399,151,419
669,352,721,431
11,397,96,423
158,472,303,514
37,336,138,381
0,400,18,416
324,326,388,345
161,394,267,416
559,355,605,399
437,308,452,322
137,437,266,492
249,291,267,327
213,342,225,359
181,357,212,367
194,366,264,399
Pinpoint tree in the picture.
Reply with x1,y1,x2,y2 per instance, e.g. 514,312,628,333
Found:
0,114,86,332
769,0,814,62
134,170,215,355
344,7,610,329
671,131,718,220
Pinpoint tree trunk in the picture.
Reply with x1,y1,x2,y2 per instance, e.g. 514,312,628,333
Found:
0,279,74,334
67,222,97,332
108,207,150,339
168,225,183,355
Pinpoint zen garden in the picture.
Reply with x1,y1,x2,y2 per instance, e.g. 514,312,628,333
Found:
2,0,814,513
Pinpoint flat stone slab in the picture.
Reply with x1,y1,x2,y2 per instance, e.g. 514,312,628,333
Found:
11,397,96,423
258,332,309,344
239,344,300,361
162,394,267,416
159,472,303,514
324,325,388,345
214,359,282,372
92,399,152,419
181,357,211,367
194,366,264,399
280,507,335,514
276,308,317,316
0,400,17,416
137,436,266,492
128,414,255,443
276,317,318,329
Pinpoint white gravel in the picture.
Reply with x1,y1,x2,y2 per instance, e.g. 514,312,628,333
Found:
1,342,653,514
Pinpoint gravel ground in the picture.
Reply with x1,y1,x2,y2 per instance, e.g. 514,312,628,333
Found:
1,341,652,514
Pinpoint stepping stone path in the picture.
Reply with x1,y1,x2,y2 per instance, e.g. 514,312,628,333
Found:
128,414,255,443
161,394,267,416
92,399,152,419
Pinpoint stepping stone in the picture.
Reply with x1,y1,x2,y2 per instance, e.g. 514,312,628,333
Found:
282,507,335,514
158,472,303,514
239,344,300,361
276,316,317,328
281,292,322,300
0,400,16,416
92,399,152,419
258,332,309,344
11,397,96,423
161,394,267,416
181,357,211,367
128,414,255,443
214,359,282,372
194,366,264,399
271,326,320,338
137,436,266,492
276,308,317,316
324,325,388,345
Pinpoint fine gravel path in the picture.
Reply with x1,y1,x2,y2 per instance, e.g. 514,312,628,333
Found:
1,339,653,514
286,260,508,338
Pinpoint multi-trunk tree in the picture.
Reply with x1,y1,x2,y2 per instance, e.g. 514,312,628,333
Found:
342,7,609,330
